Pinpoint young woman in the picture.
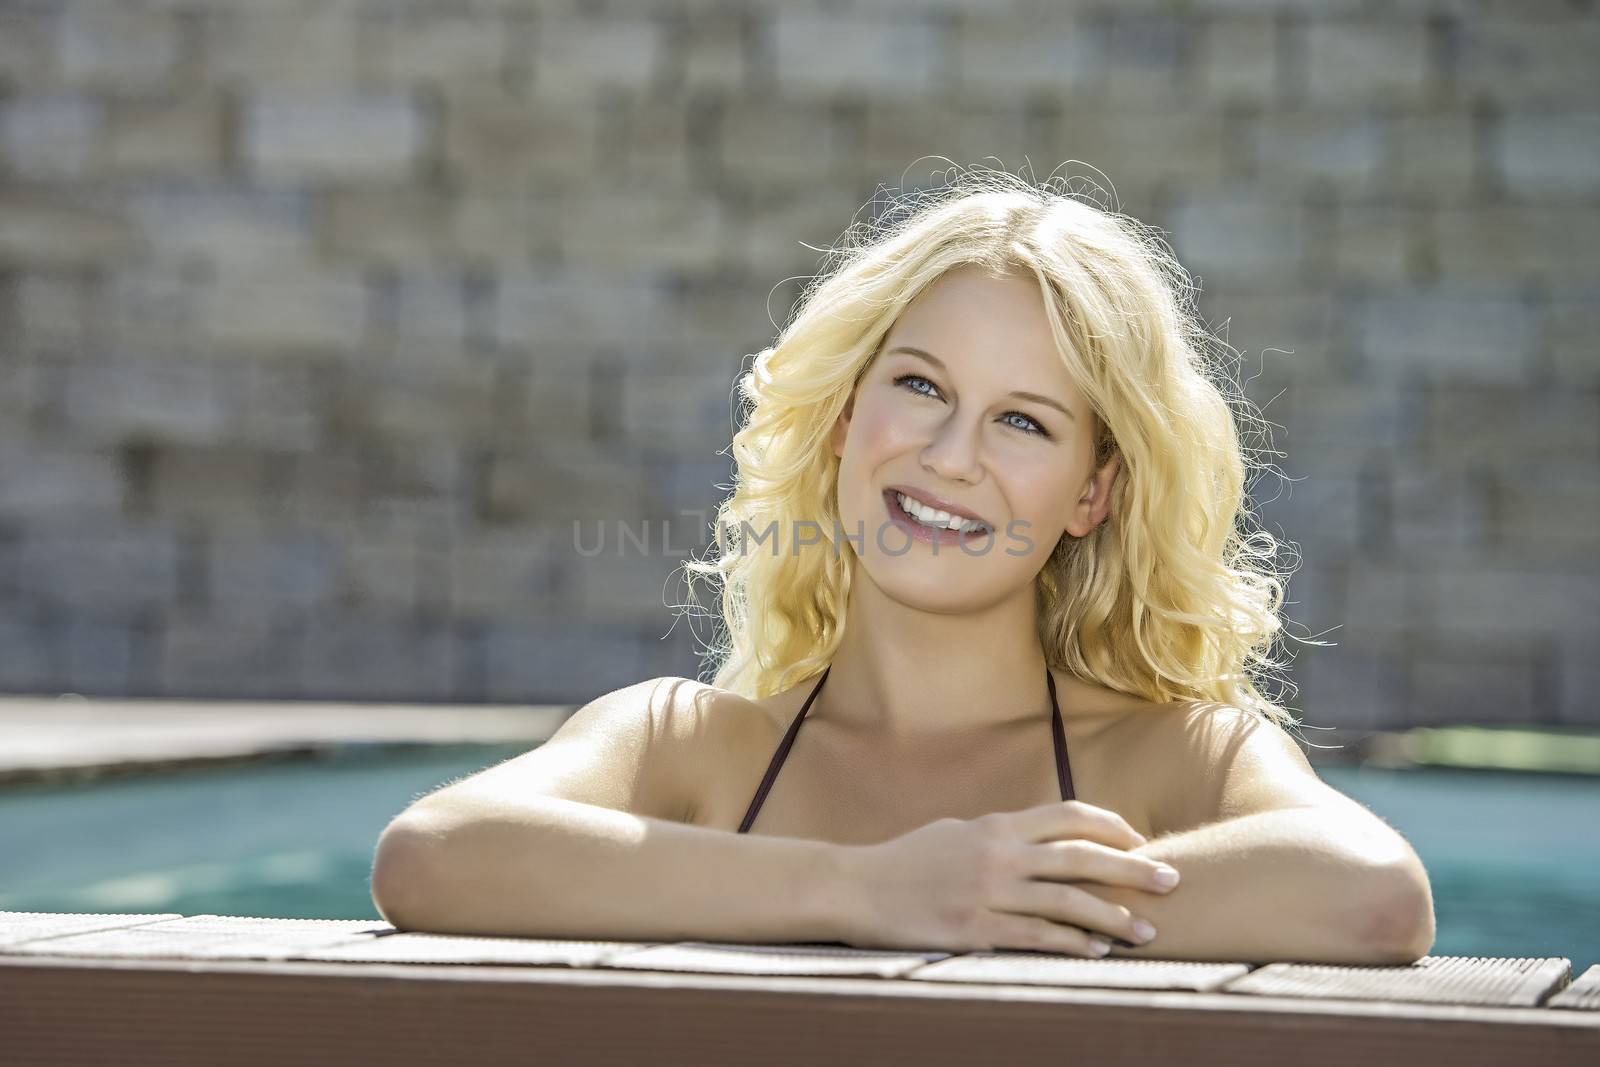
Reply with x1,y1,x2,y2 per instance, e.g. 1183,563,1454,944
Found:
372,171,1434,964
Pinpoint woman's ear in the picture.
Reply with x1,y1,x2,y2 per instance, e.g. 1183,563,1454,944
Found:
1084,451,1121,529
830,394,855,459
1066,451,1121,537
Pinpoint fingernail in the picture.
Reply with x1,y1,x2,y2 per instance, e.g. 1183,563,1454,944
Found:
1153,866,1179,887
1088,938,1111,956
1132,919,1157,942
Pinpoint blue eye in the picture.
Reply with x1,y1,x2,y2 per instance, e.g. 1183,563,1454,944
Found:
892,374,1052,439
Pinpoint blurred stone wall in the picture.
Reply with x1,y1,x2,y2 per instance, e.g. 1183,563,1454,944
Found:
0,0,1594,725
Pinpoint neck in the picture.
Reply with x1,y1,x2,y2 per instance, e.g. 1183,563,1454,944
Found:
814,575,1055,740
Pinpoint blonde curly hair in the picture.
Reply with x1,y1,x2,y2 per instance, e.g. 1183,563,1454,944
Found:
677,165,1310,731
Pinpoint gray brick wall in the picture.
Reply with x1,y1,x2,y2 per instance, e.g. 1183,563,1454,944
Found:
0,0,1594,725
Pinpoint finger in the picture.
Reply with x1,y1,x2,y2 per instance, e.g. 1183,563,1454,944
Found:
992,879,1153,947
1007,799,1147,850
1026,839,1180,894
983,911,1111,958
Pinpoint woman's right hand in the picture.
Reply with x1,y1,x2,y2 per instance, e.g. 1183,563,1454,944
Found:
837,800,1180,956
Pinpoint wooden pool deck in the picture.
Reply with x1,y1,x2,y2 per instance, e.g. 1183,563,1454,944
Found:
0,911,1596,1065
0,694,566,783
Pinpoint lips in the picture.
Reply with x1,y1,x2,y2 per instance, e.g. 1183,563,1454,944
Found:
884,485,990,528
882,489,993,542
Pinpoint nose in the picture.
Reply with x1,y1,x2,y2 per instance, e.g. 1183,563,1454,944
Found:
919,412,983,485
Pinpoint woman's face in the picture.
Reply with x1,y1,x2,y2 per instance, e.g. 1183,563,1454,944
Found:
829,264,1119,610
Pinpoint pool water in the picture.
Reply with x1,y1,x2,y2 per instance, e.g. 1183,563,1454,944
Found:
1,747,1595,971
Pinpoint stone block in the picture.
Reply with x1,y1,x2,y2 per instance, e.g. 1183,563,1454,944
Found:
367,10,509,92
441,89,598,188
1391,112,1475,197
0,613,58,694
105,96,226,177
1249,112,1384,194
1545,289,1600,387
446,527,565,621
1491,463,1600,562
57,6,180,92
1409,635,1545,726
1304,20,1430,106
241,93,425,183
17,523,183,613
0,187,137,268
299,613,457,702
326,189,448,266
717,102,840,185
0,436,123,520
770,12,941,97
671,13,745,94
1456,19,1600,106
147,445,271,527
492,271,671,362
340,534,425,617
201,262,367,357
858,103,1031,186
1103,13,1190,103
531,14,664,97
1391,461,1491,553
485,442,648,526
62,354,230,448
555,188,727,273
1497,113,1600,195
1422,387,1600,471
1433,205,1600,286
1331,201,1417,284
1171,192,1307,282
953,13,1101,94
123,184,315,271
0,94,101,179
484,620,657,703
205,530,339,609
1198,15,1277,105
1428,564,1600,639
14,269,95,352
1295,639,1410,734
202,7,369,90
1354,289,1536,385
159,610,305,699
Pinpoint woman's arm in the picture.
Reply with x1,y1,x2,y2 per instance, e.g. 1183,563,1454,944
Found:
372,795,861,942
1078,806,1434,964
1087,702,1435,963
369,676,863,942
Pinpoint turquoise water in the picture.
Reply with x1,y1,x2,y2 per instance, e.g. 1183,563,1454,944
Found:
0,748,1594,971
1317,764,1600,972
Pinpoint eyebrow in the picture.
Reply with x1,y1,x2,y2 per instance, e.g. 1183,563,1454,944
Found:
884,346,1076,421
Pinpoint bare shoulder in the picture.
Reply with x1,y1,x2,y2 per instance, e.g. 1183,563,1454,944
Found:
1119,699,1352,837
1109,698,1289,837
410,675,733,825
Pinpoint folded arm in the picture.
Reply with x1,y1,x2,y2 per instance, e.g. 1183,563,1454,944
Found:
1081,703,1434,964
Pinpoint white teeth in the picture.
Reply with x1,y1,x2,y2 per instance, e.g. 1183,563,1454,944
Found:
895,492,987,534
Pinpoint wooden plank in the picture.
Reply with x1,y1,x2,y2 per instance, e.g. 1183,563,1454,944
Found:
907,951,1252,991
1549,965,1600,1011
0,914,393,961
0,955,1595,1067
0,910,182,947
298,932,666,968
589,939,950,977
1223,955,1573,1008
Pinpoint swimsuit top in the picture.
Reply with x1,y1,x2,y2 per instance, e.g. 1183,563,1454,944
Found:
736,665,1075,834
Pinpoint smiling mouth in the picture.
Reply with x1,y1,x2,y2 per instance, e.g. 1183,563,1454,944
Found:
882,489,993,542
